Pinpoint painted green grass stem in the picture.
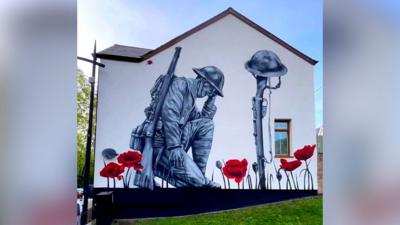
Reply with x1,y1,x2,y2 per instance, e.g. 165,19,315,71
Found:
118,196,322,225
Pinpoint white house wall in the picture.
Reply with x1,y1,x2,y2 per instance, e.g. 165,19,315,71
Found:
94,14,316,189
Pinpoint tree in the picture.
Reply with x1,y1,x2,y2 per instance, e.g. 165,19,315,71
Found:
77,68,96,188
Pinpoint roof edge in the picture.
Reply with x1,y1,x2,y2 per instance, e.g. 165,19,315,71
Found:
96,53,143,63
140,7,235,60
97,7,318,65
226,8,318,65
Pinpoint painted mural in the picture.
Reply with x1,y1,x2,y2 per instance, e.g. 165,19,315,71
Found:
99,145,315,190
98,47,316,190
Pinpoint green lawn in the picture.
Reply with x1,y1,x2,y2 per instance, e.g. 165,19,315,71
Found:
114,196,322,225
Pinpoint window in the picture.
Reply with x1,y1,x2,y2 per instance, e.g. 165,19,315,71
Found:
274,119,291,157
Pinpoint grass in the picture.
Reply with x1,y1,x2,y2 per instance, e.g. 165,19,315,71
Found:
114,196,322,225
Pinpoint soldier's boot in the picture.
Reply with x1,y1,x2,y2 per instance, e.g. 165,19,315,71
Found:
204,177,221,189
154,180,161,188
153,148,207,188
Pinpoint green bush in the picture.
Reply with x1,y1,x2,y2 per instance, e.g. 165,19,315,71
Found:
77,69,96,188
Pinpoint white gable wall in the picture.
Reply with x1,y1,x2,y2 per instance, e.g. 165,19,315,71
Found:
94,14,316,189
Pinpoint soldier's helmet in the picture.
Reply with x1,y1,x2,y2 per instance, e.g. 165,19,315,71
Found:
245,50,288,78
193,66,225,97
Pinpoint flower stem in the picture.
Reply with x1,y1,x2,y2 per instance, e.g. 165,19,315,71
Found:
113,178,116,188
126,167,131,188
103,159,109,188
290,171,298,190
122,176,127,188
269,174,273,190
310,172,314,189
277,168,282,190
220,169,226,189
247,175,252,189
304,159,314,190
285,171,292,190
254,172,258,189
308,170,314,190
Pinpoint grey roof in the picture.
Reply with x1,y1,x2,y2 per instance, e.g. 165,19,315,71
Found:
97,44,152,61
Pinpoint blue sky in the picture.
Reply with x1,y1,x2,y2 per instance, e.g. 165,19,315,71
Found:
78,0,322,128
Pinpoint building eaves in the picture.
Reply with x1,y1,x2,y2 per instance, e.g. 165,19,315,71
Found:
97,7,318,65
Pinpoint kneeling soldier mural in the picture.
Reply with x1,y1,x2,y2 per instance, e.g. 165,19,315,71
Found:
131,47,224,189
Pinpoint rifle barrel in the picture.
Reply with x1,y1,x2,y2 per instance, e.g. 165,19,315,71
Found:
167,47,182,75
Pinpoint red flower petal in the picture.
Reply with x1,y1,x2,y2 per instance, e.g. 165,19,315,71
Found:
133,163,144,171
118,150,143,168
241,159,248,167
222,158,248,184
280,159,302,171
294,144,316,161
99,162,125,179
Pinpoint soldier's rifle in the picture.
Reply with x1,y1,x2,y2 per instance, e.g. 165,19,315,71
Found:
252,77,281,189
134,47,182,190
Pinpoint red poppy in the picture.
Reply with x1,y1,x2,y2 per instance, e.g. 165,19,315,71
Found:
222,159,248,183
280,159,302,172
117,150,144,170
294,144,316,161
100,162,125,180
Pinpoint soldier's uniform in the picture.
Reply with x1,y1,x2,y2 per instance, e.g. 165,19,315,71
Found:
153,76,217,187
132,66,224,188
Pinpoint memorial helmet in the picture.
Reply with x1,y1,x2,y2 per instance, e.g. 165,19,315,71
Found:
245,50,288,78
193,66,224,97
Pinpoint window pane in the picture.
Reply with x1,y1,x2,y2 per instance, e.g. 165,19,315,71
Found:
275,131,288,155
275,122,288,130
